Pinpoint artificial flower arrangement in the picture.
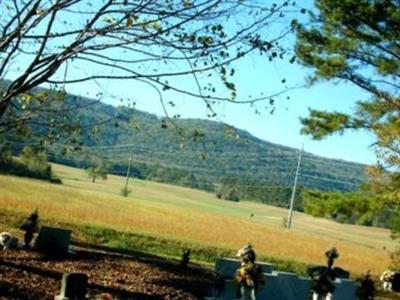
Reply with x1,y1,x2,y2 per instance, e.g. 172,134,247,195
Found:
235,244,263,299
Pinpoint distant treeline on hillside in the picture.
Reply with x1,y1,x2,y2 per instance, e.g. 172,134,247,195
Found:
2,86,368,209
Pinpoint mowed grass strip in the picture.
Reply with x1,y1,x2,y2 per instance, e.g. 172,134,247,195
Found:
0,163,395,275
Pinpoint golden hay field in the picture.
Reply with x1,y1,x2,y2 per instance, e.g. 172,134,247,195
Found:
0,163,395,275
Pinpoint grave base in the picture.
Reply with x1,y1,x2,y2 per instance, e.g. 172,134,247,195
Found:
54,296,87,300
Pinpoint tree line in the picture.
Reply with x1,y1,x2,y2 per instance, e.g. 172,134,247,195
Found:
0,143,60,183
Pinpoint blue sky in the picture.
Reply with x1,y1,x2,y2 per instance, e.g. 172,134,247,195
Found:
60,1,377,165
3,0,378,165
65,44,377,166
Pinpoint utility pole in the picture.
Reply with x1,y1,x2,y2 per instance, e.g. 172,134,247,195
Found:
123,153,133,196
287,145,303,229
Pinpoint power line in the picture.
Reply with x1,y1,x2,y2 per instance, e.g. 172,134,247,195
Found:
41,149,367,185
299,173,362,186
84,144,369,173
98,152,366,182
301,155,368,169
76,146,368,177
100,155,298,179
49,155,363,189
9,142,366,186
7,140,368,174
47,155,295,189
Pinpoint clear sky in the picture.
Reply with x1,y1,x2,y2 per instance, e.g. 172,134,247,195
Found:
3,0,378,165
64,42,377,166
61,1,377,165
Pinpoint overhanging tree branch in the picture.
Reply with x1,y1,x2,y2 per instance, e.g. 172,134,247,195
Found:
0,0,299,133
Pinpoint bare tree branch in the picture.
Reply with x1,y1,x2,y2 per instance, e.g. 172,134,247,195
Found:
0,0,297,134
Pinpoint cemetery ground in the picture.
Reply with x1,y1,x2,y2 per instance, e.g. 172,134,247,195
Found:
0,244,213,299
0,163,398,299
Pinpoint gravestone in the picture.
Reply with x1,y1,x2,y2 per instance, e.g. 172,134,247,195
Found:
307,265,350,280
55,272,88,300
332,278,357,300
214,279,238,300
392,272,400,292
279,272,311,300
9,236,18,249
256,272,281,299
215,258,241,278
210,258,358,300
333,267,350,279
215,258,273,278
35,226,72,255
256,271,311,300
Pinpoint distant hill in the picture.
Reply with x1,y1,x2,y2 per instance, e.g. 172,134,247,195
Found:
2,88,367,208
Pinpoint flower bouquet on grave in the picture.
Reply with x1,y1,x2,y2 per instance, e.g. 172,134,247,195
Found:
234,244,264,299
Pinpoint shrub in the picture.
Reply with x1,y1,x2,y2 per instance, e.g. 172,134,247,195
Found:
0,146,61,184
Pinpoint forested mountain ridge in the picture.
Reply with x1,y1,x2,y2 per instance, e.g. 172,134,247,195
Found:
3,89,367,208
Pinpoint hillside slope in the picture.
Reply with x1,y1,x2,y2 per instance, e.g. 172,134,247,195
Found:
4,91,367,201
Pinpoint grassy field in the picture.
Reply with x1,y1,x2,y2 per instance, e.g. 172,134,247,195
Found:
0,163,395,276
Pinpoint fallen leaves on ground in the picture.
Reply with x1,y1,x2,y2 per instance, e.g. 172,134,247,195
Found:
0,247,214,299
